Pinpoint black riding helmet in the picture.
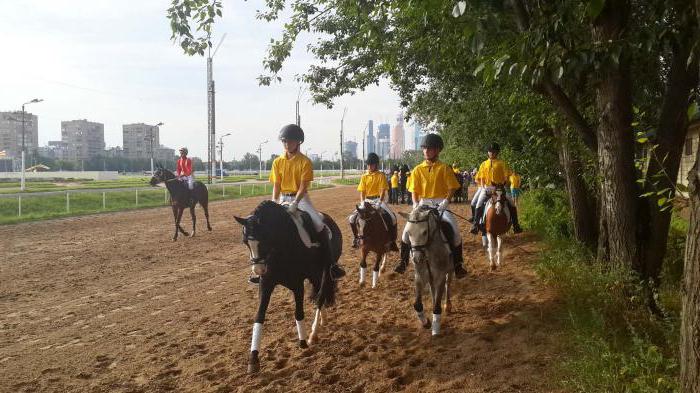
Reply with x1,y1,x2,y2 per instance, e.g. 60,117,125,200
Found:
278,124,305,143
487,143,500,153
420,133,444,150
366,153,380,165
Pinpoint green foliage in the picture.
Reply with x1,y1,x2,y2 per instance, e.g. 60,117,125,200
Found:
521,189,682,392
167,0,223,56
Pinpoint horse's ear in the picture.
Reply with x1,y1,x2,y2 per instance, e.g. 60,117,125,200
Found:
398,212,410,220
234,216,247,226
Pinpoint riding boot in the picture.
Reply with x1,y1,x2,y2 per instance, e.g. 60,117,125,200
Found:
470,205,484,234
318,227,346,279
388,222,399,252
452,243,468,279
510,204,523,233
350,221,360,248
248,275,260,284
394,241,410,274
468,205,476,223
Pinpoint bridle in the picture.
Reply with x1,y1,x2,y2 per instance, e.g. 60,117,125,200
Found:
407,207,439,252
243,222,273,266
356,203,380,241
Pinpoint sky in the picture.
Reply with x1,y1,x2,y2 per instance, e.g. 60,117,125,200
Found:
0,0,404,161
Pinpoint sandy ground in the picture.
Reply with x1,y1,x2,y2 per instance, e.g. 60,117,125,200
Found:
0,186,563,393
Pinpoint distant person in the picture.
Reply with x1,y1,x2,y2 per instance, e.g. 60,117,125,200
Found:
509,170,522,207
176,147,194,192
390,170,399,204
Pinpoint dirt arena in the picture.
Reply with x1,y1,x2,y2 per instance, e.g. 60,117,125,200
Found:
1,186,564,393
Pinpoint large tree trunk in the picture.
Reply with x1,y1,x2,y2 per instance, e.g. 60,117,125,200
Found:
593,0,640,269
681,141,700,392
553,127,598,248
640,43,698,284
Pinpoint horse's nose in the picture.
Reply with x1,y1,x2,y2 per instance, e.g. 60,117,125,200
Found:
253,264,267,276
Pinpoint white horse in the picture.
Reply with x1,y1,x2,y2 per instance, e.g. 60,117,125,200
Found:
399,206,454,336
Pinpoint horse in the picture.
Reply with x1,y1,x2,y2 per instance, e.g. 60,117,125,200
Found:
149,166,211,241
398,206,454,336
483,183,511,270
234,200,341,374
353,201,392,288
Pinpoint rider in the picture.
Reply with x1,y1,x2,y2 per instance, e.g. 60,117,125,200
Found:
349,153,399,251
269,124,345,280
470,143,523,234
176,147,194,202
394,134,469,279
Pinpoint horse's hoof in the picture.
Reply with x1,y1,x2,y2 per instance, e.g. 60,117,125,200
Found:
299,340,308,349
190,233,196,238
359,281,365,288
182,232,190,237
308,332,316,345
423,320,432,329
248,351,260,374
444,303,452,314
490,265,497,271
172,237,177,242
207,226,212,231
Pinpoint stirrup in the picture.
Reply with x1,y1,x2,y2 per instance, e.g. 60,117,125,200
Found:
248,275,260,284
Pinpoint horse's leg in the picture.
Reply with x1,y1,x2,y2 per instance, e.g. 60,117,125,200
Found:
372,252,382,289
481,234,488,252
293,285,308,349
379,253,387,274
431,272,447,336
171,205,179,241
414,272,430,329
487,233,496,270
201,200,212,231
496,235,503,267
248,281,274,374
444,271,453,314
176,207,189,238
359,248,368,286
309,308,323,345
189,205,196,237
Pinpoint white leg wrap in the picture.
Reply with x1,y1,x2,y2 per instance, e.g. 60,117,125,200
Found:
311,309,321,332
251,323,263,352
482,235,488,247
359,267,366,284
372,271,379,288
296,319,307,341
432,314,441,335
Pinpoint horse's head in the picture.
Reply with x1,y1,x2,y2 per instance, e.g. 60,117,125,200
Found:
398,205,439,264
355,201,380,240
234,214,273,276
150,166,174,186
491,183,508,215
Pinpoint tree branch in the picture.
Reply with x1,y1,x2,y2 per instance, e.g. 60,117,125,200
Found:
541,79,598,151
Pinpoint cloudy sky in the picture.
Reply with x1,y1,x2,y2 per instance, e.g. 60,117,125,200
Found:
0,0,403,161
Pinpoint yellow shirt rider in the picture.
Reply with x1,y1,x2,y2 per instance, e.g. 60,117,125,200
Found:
250,124,346,284
470,143,522,234
349,153,398,251
394,133,468,279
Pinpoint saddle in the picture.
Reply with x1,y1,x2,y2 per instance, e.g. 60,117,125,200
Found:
282,204,325,248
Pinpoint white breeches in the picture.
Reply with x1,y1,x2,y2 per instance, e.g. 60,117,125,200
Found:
401,198,461,247
181,175,194,190
348,198,396,225
279,194,325,232
471,186,485,207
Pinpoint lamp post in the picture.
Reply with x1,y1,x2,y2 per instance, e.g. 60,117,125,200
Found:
151,122,163,175
320,150,327,176
218,132,232,181
20,98,43,191
257,140,269,180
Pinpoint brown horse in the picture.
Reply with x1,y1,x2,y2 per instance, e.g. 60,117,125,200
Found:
353,201,393,288
150,166,211,241
484,183,511,270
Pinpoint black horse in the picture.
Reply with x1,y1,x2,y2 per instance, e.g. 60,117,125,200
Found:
234,200,341,374
150,166,211,241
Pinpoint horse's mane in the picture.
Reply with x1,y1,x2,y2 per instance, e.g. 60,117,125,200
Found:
251,200,298,241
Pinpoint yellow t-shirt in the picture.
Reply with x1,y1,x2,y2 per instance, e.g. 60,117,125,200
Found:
269,152,314,193
477,159,511,186
408,160,460,199
390,174,399,188
509,174,521,189
358,170,388,197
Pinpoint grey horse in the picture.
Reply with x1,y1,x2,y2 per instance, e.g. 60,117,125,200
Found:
398,206,454,336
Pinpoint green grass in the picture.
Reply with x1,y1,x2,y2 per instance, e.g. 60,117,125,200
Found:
0,182,332,225
520,189,684,393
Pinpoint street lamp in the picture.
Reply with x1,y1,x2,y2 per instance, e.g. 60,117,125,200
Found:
151,122,163,175
257,140,269,180
218,132,232,181
20,98,43,191
320,151,327,176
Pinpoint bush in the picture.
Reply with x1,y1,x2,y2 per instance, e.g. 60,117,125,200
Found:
519,188,573,240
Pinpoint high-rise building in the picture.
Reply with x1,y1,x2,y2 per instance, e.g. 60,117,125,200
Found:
377,123,391,159
123,123,160,160
390,112,405,159
0,111,38,159
344,140,358,160
413,123,424,150
61,119,105,162
366,120,375,155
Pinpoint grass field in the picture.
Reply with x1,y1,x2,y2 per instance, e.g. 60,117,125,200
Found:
0,182,331,225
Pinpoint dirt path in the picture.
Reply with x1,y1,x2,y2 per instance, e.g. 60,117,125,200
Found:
0,186,562,393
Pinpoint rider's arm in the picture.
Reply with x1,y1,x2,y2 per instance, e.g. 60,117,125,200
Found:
360,191,366,202
412,191,420,206
294,180,310,203
272,182,281,201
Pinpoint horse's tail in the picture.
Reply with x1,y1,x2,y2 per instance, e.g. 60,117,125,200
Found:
310,214,340,308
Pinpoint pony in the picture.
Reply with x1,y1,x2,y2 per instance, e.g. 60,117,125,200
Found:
234,200,341,373
353,201,392,288
483,183,511,270
150,166,211,241
398,206,454,336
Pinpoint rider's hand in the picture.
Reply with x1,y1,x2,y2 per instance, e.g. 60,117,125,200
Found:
438,198,449,213
288,200,298,214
